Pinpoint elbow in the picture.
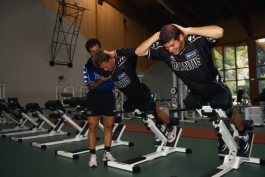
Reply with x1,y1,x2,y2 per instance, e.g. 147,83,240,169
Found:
135,47,146,56
135,48,141,56
217,27,224,39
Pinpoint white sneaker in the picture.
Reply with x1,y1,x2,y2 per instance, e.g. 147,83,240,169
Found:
167,126,177,143
89,154,97,168
155,124,167,142
103,152,116,162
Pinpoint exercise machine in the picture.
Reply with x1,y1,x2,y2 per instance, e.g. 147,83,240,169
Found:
10,102,71,142
171,74,197,123
30,97,89,149
0,81,7,99
0,99,29,132
197,106,265,177
55,96,132,159
0,108,29,132
56,85,75,106
1,102,48,138
106,109,192,173
56,114,133,159
114,89,132,120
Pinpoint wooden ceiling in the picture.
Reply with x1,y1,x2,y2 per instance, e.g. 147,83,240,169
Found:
105,0,265,38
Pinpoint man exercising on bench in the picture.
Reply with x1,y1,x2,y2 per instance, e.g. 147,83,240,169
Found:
135,24,249,154
92,48,177,143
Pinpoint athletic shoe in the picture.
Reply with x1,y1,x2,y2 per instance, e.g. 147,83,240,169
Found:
89,154,97,168
103,152,116,162
238,132,249,154
155,124,167,142
217,138,227,152
167,126,177,143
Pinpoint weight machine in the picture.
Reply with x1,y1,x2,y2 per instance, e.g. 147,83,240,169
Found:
30,97,88,149
106,109,191,173
0,81,7,99
197,106,265,177
10,102,71,142
56,85,75,106
170,74,197,123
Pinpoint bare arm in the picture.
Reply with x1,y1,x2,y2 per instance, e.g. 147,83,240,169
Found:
88,75,112,89
104,50,115,57
174,24,223,40
135,32,160,56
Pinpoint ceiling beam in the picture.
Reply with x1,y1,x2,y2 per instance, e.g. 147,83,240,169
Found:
104,0,161,33
162,0,205,27
223,0,251,37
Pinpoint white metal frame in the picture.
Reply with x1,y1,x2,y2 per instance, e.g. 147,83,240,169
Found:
197,106,264,177
56,85,75,106
1,112,47,138
56,121,133,159
106,110,191,173
10,110,69,142
0,81,7,99
31,112,88,149
0,110,29,132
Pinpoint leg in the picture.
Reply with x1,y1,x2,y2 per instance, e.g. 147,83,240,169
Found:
230,107,244,131
102,115,116,161
102,115,115,147
87,116,100,168
210,92,249,154
155,106,170,124
87,116,100,150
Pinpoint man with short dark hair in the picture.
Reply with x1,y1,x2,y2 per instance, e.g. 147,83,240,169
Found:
92,48,177,143
135,24,249,154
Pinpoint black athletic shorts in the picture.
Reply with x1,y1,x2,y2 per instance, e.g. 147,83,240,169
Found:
184,74,232,112
86,90,116,116
123,92,157,117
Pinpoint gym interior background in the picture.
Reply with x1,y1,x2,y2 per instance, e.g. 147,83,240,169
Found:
0,0,265,177
1,0,265,106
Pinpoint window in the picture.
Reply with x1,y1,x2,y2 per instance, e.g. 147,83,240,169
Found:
256,38,265,92
212,43,249,98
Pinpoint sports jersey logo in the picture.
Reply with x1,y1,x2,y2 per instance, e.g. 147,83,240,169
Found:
117,56,127,67
117,72,127,80
113,76,131,88
170,55,176,61
150,42,163,50
185,49,198,60
187,35,201,43
171,57,202,71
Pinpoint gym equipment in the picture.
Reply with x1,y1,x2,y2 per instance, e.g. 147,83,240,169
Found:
197,106,265,177
79,85,88,97
245,106,264,126
0,81,7,99
10,102,71,142
56,85,75,106
171,74,196,123
114,89,132,120
0,108,29,132
30,97,89,149
106,109,191,173
56,113,133,159
1,102,48,138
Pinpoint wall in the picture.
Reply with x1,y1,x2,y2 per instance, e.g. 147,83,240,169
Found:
0,0,173,107
0,0,89,106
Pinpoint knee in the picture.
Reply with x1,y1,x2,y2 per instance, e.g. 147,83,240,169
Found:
104,125,113,132
89,124,98,133
183,94,203,109
210,92,233,118
123,100,135,112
